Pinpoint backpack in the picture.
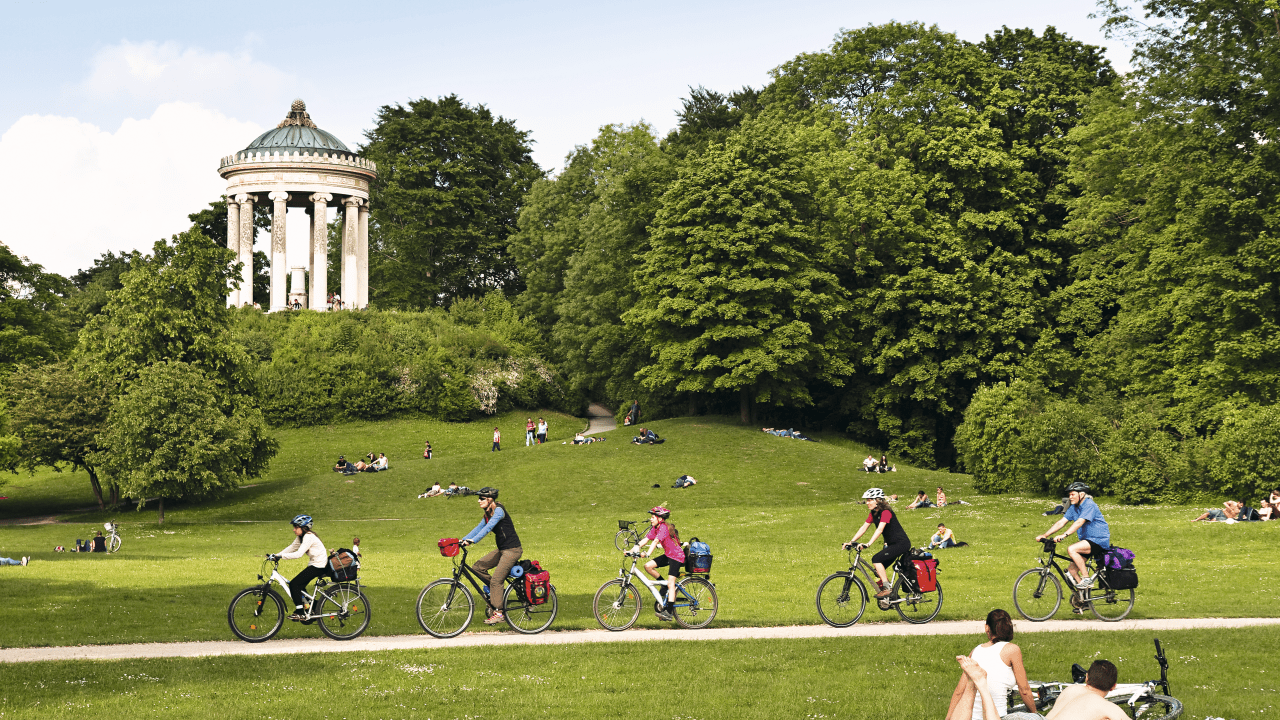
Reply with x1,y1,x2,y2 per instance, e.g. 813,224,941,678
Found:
685,537,713,574
328,548,360,582
913,558,940,592
1102,547,1135,570
522,559,550,605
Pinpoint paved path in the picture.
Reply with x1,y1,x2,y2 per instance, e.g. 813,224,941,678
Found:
584,402,616,436
4,617,1277,664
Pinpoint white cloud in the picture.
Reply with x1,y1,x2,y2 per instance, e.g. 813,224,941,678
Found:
0,102,263,275
78,40,296,115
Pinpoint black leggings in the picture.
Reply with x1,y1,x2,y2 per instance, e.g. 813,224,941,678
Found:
290,565,329,609
872,541,911,570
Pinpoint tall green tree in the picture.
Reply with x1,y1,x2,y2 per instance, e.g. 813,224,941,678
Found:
362,95,542,308
0,245,72,375
5,361,114,507
626,115,853,421
94,361,274,524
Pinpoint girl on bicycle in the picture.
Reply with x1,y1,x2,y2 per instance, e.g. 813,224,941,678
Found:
632,506,685,621
460,487,522,625
844,488,911,598
269,514,329,620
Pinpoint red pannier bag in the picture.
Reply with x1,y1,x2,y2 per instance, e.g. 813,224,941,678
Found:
913,558,939,592
523,559,550,605
438,538,461,557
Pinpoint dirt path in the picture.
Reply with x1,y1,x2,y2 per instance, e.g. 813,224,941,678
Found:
4,617,1276,664
584,402,616,436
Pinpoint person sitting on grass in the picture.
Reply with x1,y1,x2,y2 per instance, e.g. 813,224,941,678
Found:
443,482,461,496
1043,660,1127,720
91,531,108,552
1259,499,1275,521
632,427,659,444
951,654,1042,720
944,609,1038,720
908,491,934,510
364,453,388,472
420,482,443,498
930,523,959,549
936,486,948,507
333,455,349,472
0,556,29,566
863,455,879,472
1193,500,1241,522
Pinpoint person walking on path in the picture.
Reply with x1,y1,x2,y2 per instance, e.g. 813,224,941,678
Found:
627,399,640,426
525,418,536,447
460,487,523,625
492,427,501,452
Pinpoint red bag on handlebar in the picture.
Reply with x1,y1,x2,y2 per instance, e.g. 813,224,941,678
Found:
438,538,461,557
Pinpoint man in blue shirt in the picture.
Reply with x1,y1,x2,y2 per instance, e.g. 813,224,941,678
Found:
1036,482,1110,591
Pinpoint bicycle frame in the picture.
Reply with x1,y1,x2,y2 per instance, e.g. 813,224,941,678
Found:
617,553,695,608
443,546,519,610
1021,639,1174,714
1035,540,1114,598
848,547,916,606
259,559,355,621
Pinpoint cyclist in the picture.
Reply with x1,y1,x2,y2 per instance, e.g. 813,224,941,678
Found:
844,487,911,599
1036,482,1110,592
269,514,329,621
460,486,522,625
632,505,685,621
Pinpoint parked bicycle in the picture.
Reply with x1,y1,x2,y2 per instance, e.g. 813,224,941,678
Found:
613,520,644,552
816,545,942,626
593,551,718,630
416,544,558,637
103,522,122,554
228,557,371,642
1013,539,1134,622
1007,638,1181,719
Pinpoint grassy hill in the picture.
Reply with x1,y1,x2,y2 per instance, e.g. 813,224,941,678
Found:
0,412,1274,649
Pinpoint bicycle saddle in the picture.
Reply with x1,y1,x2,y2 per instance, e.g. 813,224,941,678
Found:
1071,663,1088,684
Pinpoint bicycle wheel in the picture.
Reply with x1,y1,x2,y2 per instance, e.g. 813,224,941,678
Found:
1013,567,1063,622
815,572,868,628
503,583,558,634
317,584,371,640
228,586,284,642
416,580,474,638
614,529,638,553
593,579,641,631
672,576,718,629
1088,585,1135,622
1119,693,1183,719
108,535,121,554
895,580,943,624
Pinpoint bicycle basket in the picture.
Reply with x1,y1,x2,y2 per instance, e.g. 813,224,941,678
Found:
438,538,461,557
618,520,632,530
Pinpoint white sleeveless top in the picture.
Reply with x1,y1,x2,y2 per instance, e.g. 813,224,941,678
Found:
971,641,1016,719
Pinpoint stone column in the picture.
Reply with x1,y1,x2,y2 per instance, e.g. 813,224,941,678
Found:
357,201,370,309
236,194,256,306
341,197,361,308
289,266,307,309
226,198,240,307
268,191,290,312
308,193,332,310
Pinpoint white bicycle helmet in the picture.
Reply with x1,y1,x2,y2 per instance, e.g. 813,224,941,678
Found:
862,487,885,500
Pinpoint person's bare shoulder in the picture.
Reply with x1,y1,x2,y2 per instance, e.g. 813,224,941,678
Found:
1048,687,1128,720
1044,685,1088,720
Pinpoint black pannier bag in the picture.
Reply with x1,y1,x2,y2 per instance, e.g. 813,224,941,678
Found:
1103,567,1139,590
684,537,713,574
328,548,360,582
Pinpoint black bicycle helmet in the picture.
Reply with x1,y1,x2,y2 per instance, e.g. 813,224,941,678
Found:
477,487,499,499
1065,482,1090,494
291,514,313,528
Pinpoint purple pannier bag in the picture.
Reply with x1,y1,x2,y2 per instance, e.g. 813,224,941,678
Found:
1103,547,1135,570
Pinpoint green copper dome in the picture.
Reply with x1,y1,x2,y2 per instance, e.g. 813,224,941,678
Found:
241,100,353,156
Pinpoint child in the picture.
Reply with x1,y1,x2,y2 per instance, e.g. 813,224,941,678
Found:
492,427,501,452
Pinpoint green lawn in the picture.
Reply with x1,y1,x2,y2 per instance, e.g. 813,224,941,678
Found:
0,629,1266,719
1,412,1275,650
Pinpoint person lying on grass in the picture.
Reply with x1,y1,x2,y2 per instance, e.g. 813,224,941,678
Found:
1193,500,1241,522
1043,660,1127,720
944,609,1038,720
419,483,443,498
571,433,606,445
0,556,30,566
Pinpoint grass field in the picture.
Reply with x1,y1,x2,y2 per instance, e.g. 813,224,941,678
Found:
1,412,1276,649
0,629,1268,718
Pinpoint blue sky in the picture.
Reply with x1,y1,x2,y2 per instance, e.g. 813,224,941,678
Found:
2,0,1131,276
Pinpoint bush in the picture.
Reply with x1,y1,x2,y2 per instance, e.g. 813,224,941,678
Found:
1209,404,1280,502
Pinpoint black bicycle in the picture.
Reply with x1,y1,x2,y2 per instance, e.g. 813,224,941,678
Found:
816,545,943,626
1014,539,1134,622
415,545,558,637
1008,638,1181,718
614,520,644,552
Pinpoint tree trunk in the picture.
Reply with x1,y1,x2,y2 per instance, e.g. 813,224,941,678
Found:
740,387,751,424
158,497,164,526
109,483,120,507
687,395,698,417
85,467,105,509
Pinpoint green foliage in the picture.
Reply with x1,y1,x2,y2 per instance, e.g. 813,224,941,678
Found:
0,245,73,375
627,114,853,416
4,361,114,507
1209,404,1280,502
361,95,542,308
186,198,272,305
93,361,276,520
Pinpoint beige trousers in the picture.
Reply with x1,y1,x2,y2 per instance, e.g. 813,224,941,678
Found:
473,546,523,609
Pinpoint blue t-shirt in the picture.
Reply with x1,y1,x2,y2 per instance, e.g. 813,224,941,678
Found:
1064,497,1110,549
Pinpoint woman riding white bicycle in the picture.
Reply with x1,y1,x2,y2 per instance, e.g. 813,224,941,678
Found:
845,488,911,599
632,506,685,621
268,514,328,621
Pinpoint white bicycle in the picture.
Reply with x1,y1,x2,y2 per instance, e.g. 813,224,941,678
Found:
103,522,122,553
228,557,371,642
592,551,718,630
1008,638,1182,719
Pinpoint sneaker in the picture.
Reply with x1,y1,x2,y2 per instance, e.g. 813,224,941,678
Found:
1074,575,1094,590
1072,607,1084,614
289,612,306,621
484,612,505,625
875,588,892,598
655,609,674,621
20,557,28,566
